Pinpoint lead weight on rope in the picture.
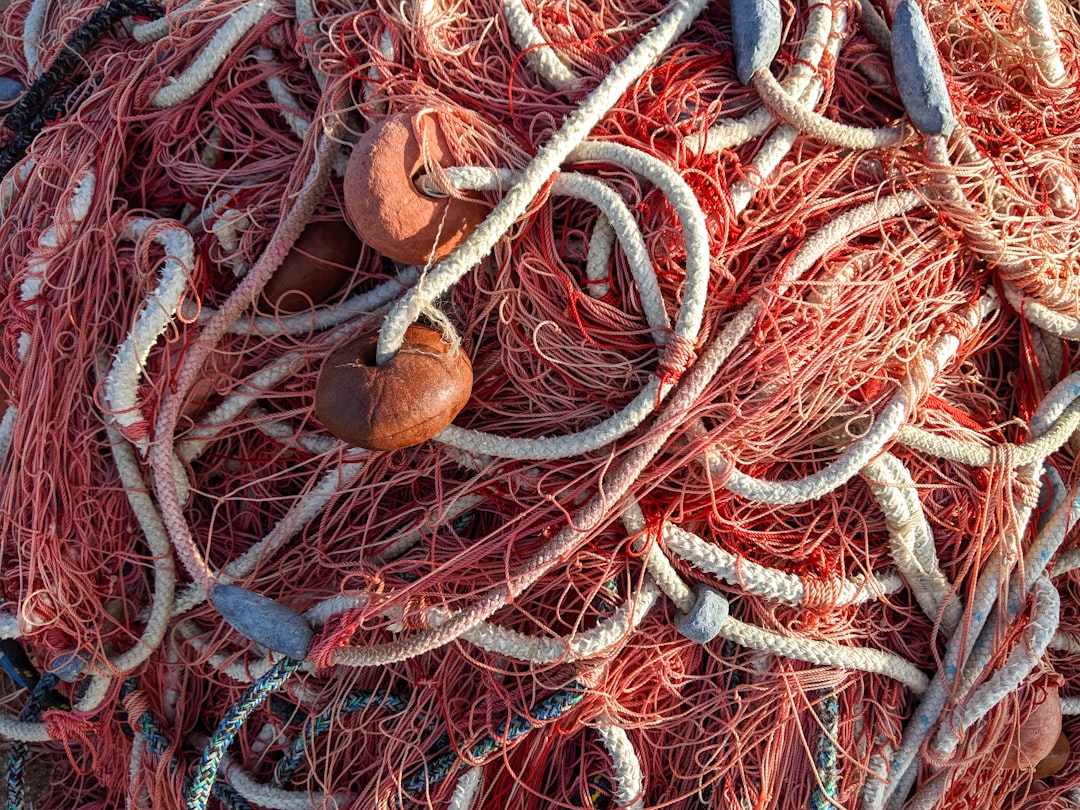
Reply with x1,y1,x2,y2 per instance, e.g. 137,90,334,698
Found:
674,584,730,644
731,0,782,85
315,324,473,451
343,112,488,266
48,651,87,683
210,585,314,661
890,0,955,136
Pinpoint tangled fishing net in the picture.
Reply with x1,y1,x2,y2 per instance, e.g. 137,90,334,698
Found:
2,0,1080,806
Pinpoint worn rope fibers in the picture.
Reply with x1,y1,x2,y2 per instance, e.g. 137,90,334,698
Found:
1,0,1080,808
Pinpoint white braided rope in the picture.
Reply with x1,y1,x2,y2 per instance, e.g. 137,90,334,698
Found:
23,0,49,74
729,3,847,213
710,281,993,507
875,366,1078,808
256,48,311,142
171,458,366,616
448,767,484,810
434,578,661,663
623,502,900,607
641,536,930,694
0,613,19,640
595,724,645,810
501,0,576,88
683,0,837,153
1020,0,1067,85
753,70,908,150
720,617,929,694
586,216,617,297
862,453,960,631
931,575,1059,756
663,520,902,607
106,216,195,450
370,493,486,564
431,155,706,459
176,355,306,464
0,159,35,222
252,413,340,456
104,424,177,672
128,733,148,810
375,0,710,364
1000,278,1080,339
222,753,339,809
3,166,94,464
75,674,115,713
1061,696,1080,715
132,0,202,42
151,0,274,108
0,715,53,743
896,399,1080,467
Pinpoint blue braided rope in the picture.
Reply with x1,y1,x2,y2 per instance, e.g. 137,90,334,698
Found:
5,673,58,810
274,690,410,786
121,680,254,810
4,740,25,810
185,657,300,810
399,683,585,801
809,691,840,810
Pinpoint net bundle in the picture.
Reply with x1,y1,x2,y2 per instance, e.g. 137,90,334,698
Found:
1,0,1079,807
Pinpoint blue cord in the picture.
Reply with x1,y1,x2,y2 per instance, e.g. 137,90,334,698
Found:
120,679,254,810
274,690,411,786
399,683,585,803
809,691,840,810
5,674,58,810
185,657,301,810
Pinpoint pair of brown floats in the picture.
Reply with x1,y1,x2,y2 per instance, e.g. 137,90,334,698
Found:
265,111,484,308
265,112,483,451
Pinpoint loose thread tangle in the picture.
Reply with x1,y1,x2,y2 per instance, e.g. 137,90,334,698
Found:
0,0,1079,808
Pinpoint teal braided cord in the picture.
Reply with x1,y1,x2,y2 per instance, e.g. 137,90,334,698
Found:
185,657,301,810
809,691,840,810
121,680,254,810
6,673,58,810
5,741,25,810
399,683,585,801
274,690,410,786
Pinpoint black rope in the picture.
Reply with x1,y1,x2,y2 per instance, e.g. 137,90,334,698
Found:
0,0,163,178
3,0,162,133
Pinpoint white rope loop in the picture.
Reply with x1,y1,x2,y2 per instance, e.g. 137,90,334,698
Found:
106,217,196,449
423,151,708,460
595,724,646,810
501,0,577,89
375,0,711,365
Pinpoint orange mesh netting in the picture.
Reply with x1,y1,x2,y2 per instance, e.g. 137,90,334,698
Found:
1,0,1080,807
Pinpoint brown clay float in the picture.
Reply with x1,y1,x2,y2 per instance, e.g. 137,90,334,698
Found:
343,112,487,265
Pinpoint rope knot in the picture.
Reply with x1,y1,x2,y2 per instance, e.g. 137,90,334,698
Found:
306,605,368,669
43,708,94,743
801,576,845,611
656,334,696,386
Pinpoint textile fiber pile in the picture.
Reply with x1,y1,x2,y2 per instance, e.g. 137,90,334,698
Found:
2,0,1080,807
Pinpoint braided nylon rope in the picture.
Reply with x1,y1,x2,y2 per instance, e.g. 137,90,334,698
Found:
185,658,301,810
0,0,1079,806
274,690,411,785
809,692,841,810
399,685,585,799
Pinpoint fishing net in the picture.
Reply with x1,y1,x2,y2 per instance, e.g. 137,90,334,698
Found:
1,0,1080,807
